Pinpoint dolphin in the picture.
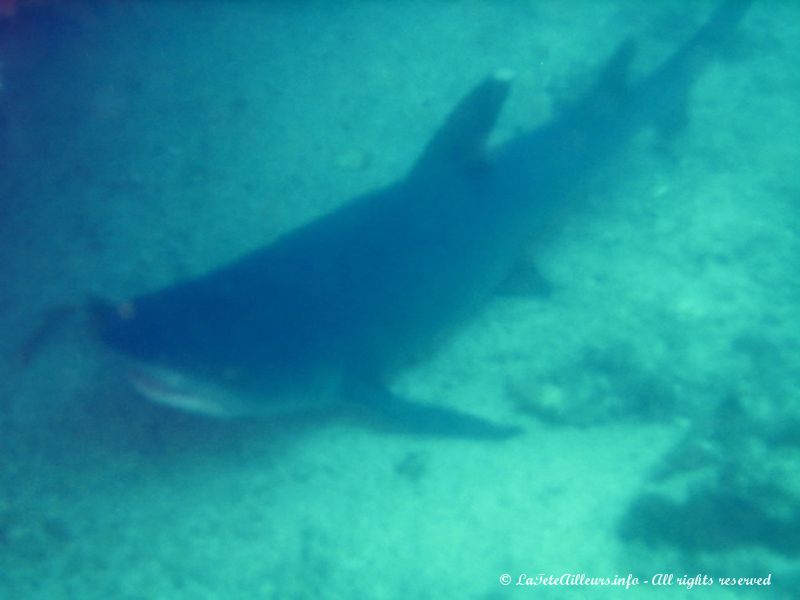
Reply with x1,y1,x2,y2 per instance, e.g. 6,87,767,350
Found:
91,0,751,438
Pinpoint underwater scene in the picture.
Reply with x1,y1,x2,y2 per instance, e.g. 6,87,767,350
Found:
0,0,798,598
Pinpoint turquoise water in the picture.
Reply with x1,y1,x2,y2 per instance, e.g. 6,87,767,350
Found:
1,1,798,598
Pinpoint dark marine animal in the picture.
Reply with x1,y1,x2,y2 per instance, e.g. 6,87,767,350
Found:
92,0,751,438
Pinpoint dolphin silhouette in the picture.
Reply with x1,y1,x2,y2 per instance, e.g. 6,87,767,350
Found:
92,0,751,438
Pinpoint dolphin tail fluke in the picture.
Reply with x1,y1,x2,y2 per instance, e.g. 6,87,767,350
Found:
349,380,522,440
644,0,752,136
685,0,753,55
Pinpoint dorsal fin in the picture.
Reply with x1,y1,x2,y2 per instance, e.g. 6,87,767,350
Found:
411,70,513,175
594,38,636,97
563,38,637,124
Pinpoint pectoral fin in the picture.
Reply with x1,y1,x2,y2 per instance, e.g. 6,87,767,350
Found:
348,380,522,440
496,262,553,297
